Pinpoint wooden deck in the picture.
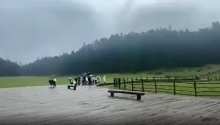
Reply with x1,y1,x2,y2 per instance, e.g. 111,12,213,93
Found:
0,85,220,125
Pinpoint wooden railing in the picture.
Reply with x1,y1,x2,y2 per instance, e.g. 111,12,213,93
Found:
113,76,220,96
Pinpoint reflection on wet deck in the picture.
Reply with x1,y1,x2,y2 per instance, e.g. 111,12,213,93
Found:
0,85,220,125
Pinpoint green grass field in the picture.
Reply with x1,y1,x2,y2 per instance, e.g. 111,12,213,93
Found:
1,64,220,90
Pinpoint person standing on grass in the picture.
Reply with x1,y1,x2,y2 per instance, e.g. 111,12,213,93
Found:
103,75,106,84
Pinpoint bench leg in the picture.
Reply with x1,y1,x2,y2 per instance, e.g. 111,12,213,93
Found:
137,95,141,100
110,92,114,97
68,86,70,89
74,86,76,90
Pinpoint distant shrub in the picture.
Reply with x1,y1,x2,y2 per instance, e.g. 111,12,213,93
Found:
155,72,163,75
196,68,202,72
165,75,171,78
207,66,211,69
166,69,173,72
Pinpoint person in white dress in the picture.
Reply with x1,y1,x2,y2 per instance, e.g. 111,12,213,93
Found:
85,77,88,84
53,77,57,87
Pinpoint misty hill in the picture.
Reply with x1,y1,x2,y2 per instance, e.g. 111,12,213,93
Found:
0,58,20,76
0,21,220,76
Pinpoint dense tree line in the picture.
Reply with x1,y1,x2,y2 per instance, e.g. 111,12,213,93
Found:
1,21,220,76
0,58,20,76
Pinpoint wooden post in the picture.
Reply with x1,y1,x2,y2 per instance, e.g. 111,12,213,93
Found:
115,78,118,88
141,78,144,92
115,78,117,88
111,92,114,97
113,78,116,88
131,78,134,91
193,81,197,97
137,94,141,100
153,77,157,93
123,78,126,90
119,78,121,89
136,77,138,85
173,77,176,95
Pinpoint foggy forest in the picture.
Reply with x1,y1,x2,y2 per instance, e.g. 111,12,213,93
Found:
1,21,220,76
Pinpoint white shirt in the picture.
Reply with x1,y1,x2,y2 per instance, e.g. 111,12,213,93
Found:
53,78,57,82
103,75,106,82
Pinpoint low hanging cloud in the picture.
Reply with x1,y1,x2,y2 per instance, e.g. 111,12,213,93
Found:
0,0,220,63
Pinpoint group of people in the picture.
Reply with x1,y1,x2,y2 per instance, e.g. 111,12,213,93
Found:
48,77,57,87
48,74,106,87
68,75,104,85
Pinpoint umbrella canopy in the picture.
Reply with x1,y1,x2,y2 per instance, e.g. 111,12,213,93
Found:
50,75,55,77
82,73,87,77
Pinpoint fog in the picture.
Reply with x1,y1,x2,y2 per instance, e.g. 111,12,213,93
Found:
0,0,220,64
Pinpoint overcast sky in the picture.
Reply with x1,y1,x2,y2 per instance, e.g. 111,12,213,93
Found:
0,0,220,64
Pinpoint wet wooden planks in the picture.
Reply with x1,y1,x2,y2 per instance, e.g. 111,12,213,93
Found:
0,85,220,125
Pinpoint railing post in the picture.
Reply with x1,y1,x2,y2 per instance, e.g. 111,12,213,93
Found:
173,77,176,95
136,77,138,85
113,78,116,88
115,78,119,89
119,78,121,89
141,77,144,92
123,78,126,90
131,78,134,91
194,81,197,97
153,77,157,93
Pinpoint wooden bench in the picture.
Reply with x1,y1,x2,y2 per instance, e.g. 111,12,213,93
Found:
67,84,77,90
108,89,145,100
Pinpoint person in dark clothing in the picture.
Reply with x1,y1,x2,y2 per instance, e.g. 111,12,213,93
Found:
74,77,78,84
77,76,80,85
88,76,92,85
49,77,56,87
69,77,73,84
82,77,86,85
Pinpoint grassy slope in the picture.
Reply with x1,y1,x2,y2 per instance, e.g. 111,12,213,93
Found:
0,64,220,89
